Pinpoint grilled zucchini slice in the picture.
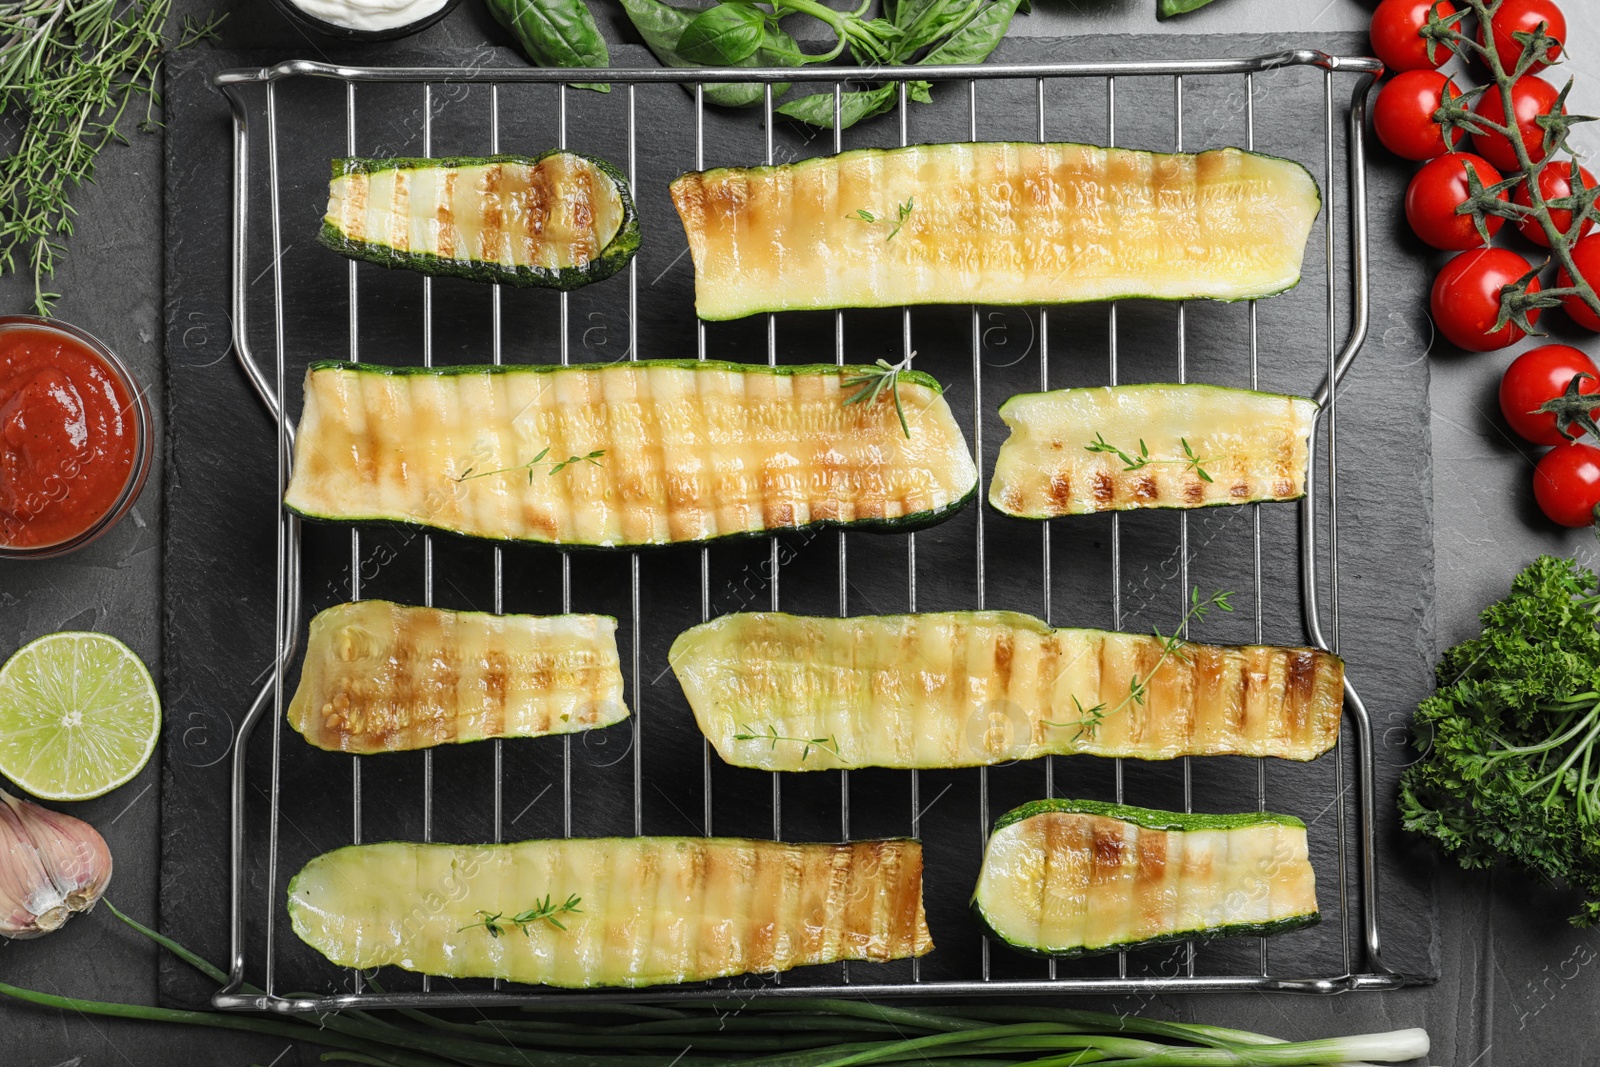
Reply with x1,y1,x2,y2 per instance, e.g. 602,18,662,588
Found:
283,360,978,548
670,142,1321,320
287,600,627,754
320,153,639,290
288,837,932,987
990,384,1318,518
974,800,1320,957
670,611,1344,771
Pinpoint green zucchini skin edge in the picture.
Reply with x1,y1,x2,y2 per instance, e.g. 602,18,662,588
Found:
319,151,641,291
677,142,1322,316
287,360,968,550
975,800,1320,959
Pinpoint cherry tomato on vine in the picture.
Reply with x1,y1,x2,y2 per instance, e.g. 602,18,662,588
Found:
1534,441,1600,527
1374,70,1465,160
1478,0,1566,75
1371,0,1457,72
1405,153,1505,249
1556,232,1600,330
1430,247,1540,351
1514,161,1595,247
1471,76,1563,171
1499,345,1599,445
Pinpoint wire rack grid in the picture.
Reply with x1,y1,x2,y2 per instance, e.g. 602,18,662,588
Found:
209,49,1408,1014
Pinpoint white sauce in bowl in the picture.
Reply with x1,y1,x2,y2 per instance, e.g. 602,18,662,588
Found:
289,0,450,31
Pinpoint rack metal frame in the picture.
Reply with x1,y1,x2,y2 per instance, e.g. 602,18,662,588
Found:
211,49,1405,1014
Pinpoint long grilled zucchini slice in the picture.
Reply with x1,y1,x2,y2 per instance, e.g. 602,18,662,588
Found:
670,143,1321,321
990,384,1318,518
283,361,978,548
287,600,627,754
320,153,639,290
671,611,1343,770
288,837,932,987
973,800,1320,957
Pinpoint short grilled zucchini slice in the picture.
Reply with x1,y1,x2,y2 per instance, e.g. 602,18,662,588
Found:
671,611,1343,771
287,600,627,754
670,143,1321,320
288,837,932,987
283,361,978,548
990,384,1318,518
320,152,639,290
973,800,1320,957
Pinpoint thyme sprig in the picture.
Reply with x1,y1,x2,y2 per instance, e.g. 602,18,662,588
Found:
847,197,916,241
733,722,848,763
454,448,606,484
1085,435,1213,482
0,3,225,315
1421,0,1600,331
843,355,914,439
1044,587,1233,740
460,895,583,937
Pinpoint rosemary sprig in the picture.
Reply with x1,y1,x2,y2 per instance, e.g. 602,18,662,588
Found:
1085,435,1213,481
460,894,583,938
732,723,848,763
1044,587,1233,740
0,4,226,315
842,355,913,439
454,448,605,484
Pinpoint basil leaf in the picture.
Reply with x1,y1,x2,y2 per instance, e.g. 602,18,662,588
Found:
1158,0,1225,15
615,0,799,107
677,3,766,65
892,0,969,57
776,83,898,130
919,0,1025,66
485,0,611,93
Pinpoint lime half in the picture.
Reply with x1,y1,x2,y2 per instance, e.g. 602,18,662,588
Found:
0,632,160,801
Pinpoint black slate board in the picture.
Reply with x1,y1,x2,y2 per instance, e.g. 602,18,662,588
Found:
161,32,1438,1006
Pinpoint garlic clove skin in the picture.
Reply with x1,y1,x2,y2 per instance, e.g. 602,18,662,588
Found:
0,788,113,939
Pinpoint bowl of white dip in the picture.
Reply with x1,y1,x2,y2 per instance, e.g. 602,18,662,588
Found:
270,0,462,40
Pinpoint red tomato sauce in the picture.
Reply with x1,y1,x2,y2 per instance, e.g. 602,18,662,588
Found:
0,325,137,549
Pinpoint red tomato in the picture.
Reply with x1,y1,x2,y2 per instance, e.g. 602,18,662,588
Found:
1374,71,1465,161
1478,0,1566,75
1430,247,1540,351
1557,232,1600,330
1499,345,1600,445
1534,441,1600,527
1472,76,1563,171
1514,162,1596,247
1371,0,1458,72
1405,153,1505,250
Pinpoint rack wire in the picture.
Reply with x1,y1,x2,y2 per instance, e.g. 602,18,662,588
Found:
211,49,1409,1013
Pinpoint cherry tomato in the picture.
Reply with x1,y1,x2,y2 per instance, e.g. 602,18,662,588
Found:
1371,0,1458,72
1514,161,1595,247
1472,76,1563,172
1534,441,1600,527
1499,344,1600,445
1430,247,1540,351
1478,0,1566,75
1557,232,1600,330
1405,153,1505,250
1374,71,1465,161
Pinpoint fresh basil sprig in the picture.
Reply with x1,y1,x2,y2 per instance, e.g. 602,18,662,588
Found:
486,0,612,92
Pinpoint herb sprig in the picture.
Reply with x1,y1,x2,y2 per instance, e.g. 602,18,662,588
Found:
1045,587,1233,740
460,894,583,938
849,198,916,241
454,448,606,484
1085,435,1213,482
733,723,848,764
843,356,914,439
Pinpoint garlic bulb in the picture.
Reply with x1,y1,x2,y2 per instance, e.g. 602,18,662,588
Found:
0,789,112,938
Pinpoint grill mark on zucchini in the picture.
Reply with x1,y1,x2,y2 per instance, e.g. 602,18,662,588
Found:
671,611,1344,771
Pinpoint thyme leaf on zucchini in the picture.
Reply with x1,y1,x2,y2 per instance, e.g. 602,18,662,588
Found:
733,723,847,763
1086,434,1214,481
842,356,914,439
848,198,914,240
1181,437,1215,483
460,894,583,937
453,448,605,484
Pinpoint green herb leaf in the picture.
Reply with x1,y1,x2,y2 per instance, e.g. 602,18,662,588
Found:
917,0,1026,66
676,3,767,65
614,0,799,107
777,83,899,130
485,0,611,92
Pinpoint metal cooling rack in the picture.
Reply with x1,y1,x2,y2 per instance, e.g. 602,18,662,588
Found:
210,49,1409,1013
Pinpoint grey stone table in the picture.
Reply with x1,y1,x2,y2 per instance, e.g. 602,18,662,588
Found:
1,0,1598,1062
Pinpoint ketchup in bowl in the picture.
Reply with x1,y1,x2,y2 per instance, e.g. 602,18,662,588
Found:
0,318,152,557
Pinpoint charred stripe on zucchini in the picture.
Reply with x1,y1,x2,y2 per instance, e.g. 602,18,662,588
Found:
283,360,979,548
671,142,1322,320
974,800,1320,958
287,601,628,755
991,383,1319,518
320,152,639,290
288,837,932,987
670,611,1344,771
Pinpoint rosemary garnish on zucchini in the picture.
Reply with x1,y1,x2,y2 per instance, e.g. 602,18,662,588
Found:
733,723,847,763
454,448,606,484
460,894,583,937
843,356,914,439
